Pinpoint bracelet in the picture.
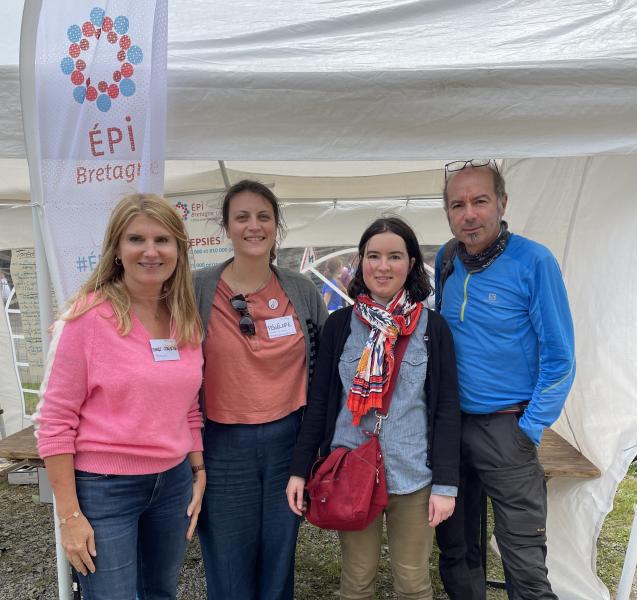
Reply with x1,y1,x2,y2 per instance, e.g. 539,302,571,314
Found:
191,464,205,474
58,511,81,527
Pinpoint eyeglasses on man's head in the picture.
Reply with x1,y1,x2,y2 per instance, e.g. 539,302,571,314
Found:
444,159,500,181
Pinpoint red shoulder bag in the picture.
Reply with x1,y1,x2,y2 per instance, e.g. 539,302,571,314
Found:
305,334,409,531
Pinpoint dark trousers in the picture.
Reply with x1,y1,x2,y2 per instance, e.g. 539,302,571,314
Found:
436,412,558,600
198,412,302,600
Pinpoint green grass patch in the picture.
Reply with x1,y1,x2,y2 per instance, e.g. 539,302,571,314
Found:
597,462,637,594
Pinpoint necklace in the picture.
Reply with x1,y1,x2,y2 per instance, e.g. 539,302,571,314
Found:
230,262,271,296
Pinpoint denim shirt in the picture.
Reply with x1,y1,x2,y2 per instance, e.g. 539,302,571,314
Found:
331,310,456,497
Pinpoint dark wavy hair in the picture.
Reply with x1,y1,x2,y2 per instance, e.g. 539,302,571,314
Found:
347,216,433,302
221,179,286,262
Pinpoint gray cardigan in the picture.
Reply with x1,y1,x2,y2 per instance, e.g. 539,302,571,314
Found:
194,259,329,400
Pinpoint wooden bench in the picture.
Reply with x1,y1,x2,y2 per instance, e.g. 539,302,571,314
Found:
0,425,603,475
0,425,39,461
538,428,600,479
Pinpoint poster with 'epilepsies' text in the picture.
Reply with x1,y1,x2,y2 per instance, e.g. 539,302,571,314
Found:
31,1,167,301
171,192,234,271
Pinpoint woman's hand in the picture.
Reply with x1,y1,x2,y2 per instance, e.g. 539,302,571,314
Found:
186,470,206,541
59,512,96,576
43,455,96,575
286,476,307,516
428,493,455,527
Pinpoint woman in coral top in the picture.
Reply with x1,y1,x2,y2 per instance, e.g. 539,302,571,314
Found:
35,194,205,600
194,180,328,600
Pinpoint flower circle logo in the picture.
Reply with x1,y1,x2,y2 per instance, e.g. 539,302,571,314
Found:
60,7,144,113
175,202,190,221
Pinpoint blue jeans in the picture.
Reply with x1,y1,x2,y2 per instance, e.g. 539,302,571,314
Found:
74,459,192,600
198,412,302,600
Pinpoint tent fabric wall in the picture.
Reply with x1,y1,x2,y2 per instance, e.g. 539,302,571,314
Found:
0,158,29,202
504,157,637,599
0,207,33,251
283,199,448,248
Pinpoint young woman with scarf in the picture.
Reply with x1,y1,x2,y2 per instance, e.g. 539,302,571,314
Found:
287,217,461,600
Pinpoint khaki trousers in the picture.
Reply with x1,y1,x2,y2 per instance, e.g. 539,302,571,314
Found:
338,486,434,600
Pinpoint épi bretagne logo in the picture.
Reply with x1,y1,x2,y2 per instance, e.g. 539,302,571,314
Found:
60,7,144,113
174,202,190,221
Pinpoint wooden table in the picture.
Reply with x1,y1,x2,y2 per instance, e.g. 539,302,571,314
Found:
0,425,39,461
538,428,600,479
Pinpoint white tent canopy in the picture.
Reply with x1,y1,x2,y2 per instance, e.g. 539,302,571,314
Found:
2,1,637,160
1,2,636,600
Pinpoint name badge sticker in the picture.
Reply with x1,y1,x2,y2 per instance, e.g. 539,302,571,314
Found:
150,339,180,361
265,316,296,339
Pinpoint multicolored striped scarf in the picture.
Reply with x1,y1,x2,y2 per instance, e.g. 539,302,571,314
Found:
346,288,423,425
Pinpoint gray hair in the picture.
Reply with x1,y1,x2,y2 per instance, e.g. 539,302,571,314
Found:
443,164,506,210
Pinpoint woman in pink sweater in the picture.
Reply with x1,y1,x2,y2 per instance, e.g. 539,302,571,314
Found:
35,194,204,600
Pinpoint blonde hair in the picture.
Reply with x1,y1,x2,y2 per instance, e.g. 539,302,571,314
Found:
65,193,202,346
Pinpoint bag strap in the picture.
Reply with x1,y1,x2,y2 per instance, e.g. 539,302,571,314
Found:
435,238,458,312
376,333,410,417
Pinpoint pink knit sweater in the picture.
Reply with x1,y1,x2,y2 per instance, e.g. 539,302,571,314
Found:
34,301,203,475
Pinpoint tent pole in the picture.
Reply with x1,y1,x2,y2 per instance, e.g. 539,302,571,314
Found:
34,210,74,600
218,160,231,189
20,2,72,599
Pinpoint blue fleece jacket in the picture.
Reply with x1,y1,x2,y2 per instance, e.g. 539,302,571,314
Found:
435,234,575,445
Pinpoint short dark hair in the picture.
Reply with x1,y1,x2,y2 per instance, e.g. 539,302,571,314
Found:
221,179,286,262
443,164,506,209
348,216,433,302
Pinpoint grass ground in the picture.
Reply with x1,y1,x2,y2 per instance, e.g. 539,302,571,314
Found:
0,463,634,599
597,462,637,597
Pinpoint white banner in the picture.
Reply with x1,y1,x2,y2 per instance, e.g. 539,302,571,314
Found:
30,1,168,301
169,192,234,270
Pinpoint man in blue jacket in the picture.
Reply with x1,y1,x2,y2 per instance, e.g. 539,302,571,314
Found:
434,160,575,600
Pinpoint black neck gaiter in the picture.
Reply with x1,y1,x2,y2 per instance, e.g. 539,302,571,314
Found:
457,221,511,274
